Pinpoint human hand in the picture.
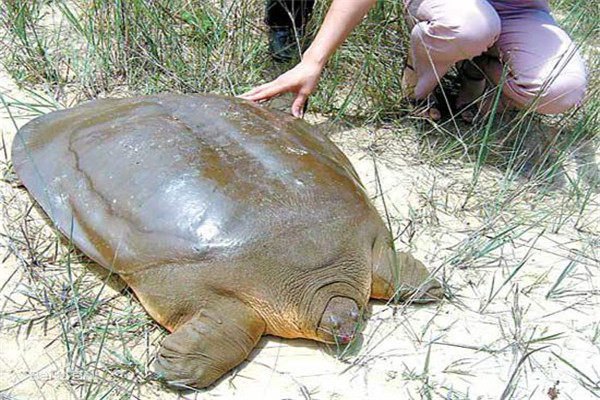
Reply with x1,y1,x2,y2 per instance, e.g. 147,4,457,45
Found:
239,60,324,118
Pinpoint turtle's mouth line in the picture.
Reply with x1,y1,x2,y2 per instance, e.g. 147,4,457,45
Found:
316,325,357,344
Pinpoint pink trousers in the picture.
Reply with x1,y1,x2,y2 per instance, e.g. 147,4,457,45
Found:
405,0,588,114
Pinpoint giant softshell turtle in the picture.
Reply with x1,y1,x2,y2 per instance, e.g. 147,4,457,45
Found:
12,94,442,389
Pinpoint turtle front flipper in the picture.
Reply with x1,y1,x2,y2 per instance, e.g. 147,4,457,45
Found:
371,235,443,303
154,298,265,389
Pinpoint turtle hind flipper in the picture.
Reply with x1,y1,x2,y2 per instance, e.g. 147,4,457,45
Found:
371,235,443,303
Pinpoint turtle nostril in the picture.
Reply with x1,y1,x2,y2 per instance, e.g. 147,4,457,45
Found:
335,332,355,344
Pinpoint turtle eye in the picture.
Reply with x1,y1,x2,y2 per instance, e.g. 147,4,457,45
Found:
327,315,341,329
348,309,360,321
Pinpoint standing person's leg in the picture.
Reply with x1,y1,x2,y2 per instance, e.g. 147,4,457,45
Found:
483,3,587,114
402,0,501,101
265,0,316,62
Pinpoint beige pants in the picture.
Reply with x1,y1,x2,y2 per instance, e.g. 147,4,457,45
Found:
405,0,588,114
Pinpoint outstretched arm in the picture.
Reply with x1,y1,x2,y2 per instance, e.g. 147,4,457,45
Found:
240,0,377,117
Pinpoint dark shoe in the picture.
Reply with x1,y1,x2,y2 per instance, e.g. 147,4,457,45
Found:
455,58,488,123
408,93,442,122
265,0,315,62
268,27,305,63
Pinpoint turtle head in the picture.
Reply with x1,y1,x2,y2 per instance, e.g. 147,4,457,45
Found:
316,297,362,344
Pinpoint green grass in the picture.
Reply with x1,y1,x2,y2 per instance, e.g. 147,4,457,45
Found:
0,0,415,114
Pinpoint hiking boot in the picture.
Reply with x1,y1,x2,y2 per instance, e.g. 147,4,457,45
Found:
268,27,305,62
265,0,314,62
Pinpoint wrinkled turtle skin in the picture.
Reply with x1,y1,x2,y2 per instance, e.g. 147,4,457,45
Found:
12,94,442,389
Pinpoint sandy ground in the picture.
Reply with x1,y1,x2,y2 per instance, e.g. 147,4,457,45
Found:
1,64,599,400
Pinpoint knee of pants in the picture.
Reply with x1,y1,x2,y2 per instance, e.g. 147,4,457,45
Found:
508,73,588,114
424,2,501,61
